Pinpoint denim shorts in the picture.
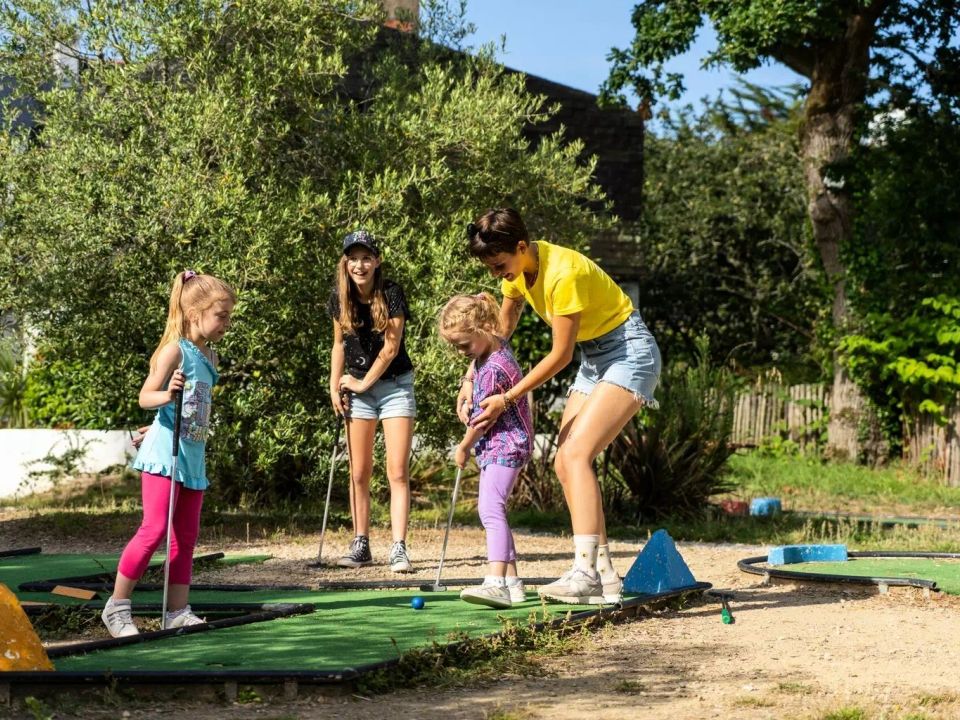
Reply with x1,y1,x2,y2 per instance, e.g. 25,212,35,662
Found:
348,371,417,420
569,311,661,408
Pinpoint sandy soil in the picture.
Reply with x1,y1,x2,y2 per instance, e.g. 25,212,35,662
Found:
4,521,960,719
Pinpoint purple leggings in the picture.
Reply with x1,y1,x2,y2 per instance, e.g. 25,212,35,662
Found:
117,471,204,585
478,464,521,563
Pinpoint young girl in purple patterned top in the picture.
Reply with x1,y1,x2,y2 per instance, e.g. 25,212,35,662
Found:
439,293,533,609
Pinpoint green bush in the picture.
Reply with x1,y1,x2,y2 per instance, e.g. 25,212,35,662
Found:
603,338,739,520
840,295,960,452
0,1,610,504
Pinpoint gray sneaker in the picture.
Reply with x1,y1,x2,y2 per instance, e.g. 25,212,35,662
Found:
538,567,604,604
507,580,527,604
460,581,512,609
389,540,413,573
596,573,624,605
166,605,205,629
101,598,139,638
337,535,373,568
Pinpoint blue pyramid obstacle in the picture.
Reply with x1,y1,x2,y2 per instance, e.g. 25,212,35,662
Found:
623,529,698,594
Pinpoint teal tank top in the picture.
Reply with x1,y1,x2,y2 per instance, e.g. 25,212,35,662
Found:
132,339,219,490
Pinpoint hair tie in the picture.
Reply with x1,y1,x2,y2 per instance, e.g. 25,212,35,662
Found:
183,270,198,282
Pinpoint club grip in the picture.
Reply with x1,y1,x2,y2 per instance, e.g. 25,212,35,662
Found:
171,389,184,458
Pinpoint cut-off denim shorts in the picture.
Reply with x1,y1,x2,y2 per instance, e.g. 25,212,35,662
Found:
569,311,661,408
347,371,417,420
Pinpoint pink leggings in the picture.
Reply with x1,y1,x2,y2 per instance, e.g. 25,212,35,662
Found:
117,471,204,585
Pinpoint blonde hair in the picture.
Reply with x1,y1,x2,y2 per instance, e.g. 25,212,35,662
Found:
150,271,237,371
336,255,388,334
438,292,502,345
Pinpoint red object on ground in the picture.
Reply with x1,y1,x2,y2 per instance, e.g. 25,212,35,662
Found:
721,500,750,516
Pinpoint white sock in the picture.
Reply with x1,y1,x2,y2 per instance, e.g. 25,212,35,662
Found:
505,576,523,587
597,544,617,578
573,534,600,573
106,597,130,608
166,606,188,620
484,575,506,587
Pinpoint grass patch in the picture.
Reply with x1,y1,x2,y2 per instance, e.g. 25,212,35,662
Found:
356,611,590,695
732,695,775,708
777,681,815,695
613,679,645,694
820,708,868,720
728,454,960,516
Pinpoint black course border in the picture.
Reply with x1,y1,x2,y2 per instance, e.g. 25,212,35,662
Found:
738,550,960,591
0,546,42,558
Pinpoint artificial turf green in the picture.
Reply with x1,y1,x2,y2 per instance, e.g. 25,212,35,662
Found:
790,558,960,595
4,553,590,672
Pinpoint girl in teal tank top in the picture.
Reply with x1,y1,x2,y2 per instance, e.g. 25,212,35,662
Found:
101,270,236,640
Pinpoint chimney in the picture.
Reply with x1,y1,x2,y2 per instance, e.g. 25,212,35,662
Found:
382,0,419,32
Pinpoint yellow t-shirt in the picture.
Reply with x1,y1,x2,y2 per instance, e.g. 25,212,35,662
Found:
501,241,634,342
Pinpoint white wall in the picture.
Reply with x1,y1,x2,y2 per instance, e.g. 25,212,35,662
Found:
0,430,136,499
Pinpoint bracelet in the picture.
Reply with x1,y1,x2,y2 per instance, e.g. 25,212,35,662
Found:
502,391,516,410
460,375,474,385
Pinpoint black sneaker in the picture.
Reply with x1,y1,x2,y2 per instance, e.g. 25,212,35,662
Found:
337,535,373,568
389,540,413,573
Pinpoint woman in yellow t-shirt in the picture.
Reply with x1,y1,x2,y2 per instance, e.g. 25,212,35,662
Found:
461,208,661,606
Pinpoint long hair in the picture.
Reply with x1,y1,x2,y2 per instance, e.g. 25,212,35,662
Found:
336,255,388,334
149,271,236,371
438,292,502,346
466,207,528,258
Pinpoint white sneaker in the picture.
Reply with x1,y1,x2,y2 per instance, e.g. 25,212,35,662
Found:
460,581,512,609
102,598,139,638
166,605,206,628
507,580,527,604
538,567,604,604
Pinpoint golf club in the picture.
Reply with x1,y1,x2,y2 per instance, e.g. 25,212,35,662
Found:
420,465,463,592
160,381,184,631
315,409,345,565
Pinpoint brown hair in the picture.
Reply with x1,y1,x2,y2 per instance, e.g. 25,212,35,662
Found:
335,255,389,334
150,271,236,371
466,207,528,258
438,292,502,346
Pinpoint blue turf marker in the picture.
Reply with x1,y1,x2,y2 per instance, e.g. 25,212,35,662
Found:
750,497,782,516
623,529,698,594
767,544,848,566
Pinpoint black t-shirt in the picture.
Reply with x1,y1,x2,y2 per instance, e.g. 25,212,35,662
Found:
327,280,414,380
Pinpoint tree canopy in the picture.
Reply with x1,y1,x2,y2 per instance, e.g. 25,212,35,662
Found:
0,0,609,502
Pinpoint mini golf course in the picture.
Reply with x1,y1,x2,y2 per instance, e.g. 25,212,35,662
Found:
739,548,960,594
1,546,709,701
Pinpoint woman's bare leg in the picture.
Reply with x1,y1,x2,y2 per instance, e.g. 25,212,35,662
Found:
381,416,414,542
555,384,642,541
345,418,377,536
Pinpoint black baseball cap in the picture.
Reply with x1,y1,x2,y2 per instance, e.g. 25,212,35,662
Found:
342,229,380,257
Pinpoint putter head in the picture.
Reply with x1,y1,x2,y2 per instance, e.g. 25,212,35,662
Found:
419,583,446,592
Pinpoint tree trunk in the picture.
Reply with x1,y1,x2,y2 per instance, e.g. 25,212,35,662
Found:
797,9,877,460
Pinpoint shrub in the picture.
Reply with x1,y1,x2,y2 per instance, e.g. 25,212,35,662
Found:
603,337,738,520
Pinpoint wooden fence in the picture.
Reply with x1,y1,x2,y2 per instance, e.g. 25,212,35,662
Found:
732,381,829,450
731,382,960,487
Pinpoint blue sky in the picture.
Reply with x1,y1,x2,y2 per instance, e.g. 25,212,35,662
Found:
462,1,805,111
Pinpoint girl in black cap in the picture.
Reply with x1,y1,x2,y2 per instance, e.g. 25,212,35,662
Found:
328,230,416,572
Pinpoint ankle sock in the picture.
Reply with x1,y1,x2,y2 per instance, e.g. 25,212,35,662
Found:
597,544,618,579
573,534,600,573
505,576,523,587
484,575,507,587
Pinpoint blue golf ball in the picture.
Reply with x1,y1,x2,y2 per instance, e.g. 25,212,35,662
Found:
411,596,425,610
